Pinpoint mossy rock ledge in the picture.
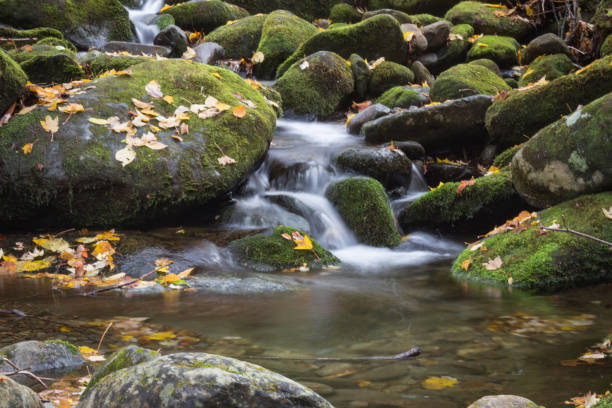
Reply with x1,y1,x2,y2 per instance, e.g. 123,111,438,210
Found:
452,191,612,292
0,59,276,228
205,14,267,60
9,45,85,84
0,49,27,114
229,226,339,272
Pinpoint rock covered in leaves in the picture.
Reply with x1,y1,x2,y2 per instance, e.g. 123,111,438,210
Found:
86,54,151,77
452,191,612,291
326,177,401,247
430,64,510,101
161,0,249,34
512,91,612,208
335,146,413,189
467,395,542,408
205,14,267,60
485,55,612,147
78,352,333,408
229,226,339,272
0,375,43,408
275,51,354,118
8,45,85,84
0,49,27,114
0,59,277,228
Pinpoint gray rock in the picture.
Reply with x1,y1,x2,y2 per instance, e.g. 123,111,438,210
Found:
468,395,541,408
0,375,43,408
101,41,171,57
424,162,479,185
78,352,333,408
347,103,391,135
153,24,188,57
401,23,428,53
521,33,570,65
349,53,371,99
193,42,225,65
362,95,493,153
380,141,426,160
411,61,433,85
335,147,412,189
416,52,438,67
423,21,451,51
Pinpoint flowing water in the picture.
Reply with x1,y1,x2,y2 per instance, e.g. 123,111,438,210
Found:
126,0,164,44
1,119,610,407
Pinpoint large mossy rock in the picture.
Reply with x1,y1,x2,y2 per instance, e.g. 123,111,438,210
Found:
369,0,463,16
275,50,354,118
398,170,525,234
368,61,415,96
0,0,133,49
0,375,43,408
445,1,533,41
205,14,266,59
335,147,413,189
162,0,250,33
276,15,406,77
518,53,574,87
254,11,318,80
0,49,27,114
451,192,612,292
485,55,612,147
78,352,334,408
430,63,510,101
9,45,84,84
0,60,276,228
512,92,612,208
466,35,520,68
326,177,401,247
520,33,570,65
0,340,84,381
223,0,343,21
0,26,63,41
229,226,339,271
329,3,362,23
376,85,429,108
87,55,151,76
361,8,414,24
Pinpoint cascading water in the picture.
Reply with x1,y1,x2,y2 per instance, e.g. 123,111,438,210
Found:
126,0,164,44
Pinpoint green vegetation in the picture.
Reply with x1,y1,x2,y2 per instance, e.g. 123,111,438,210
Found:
206,14,266,59
466,35,520,68
368,61,414,96
445,1,533,40
45,339,79,355
376,85,428,108
0,49,28,114
430,63,510,101
329,3,361,23
519,54,574,87
162,0,249,33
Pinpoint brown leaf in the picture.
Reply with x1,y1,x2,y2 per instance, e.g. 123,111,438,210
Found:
483,256,503,271
233,105,246,118
40,115,59,139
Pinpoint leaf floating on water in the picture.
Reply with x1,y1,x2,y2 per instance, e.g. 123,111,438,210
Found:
115,146,136,167
32,237,70,252
483,256,503,270
218,155,236,166
145,80,163,99
421,376,458,390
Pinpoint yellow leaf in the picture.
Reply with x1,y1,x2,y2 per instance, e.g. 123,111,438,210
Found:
147,331,177,341
88,117,108,125
404,31,415,41
523,68,534,77
484,3,507,7
95,230,120,241
218,155,236,166
429,181,444,191
226,19,237,25
478,42,488,47
525,5,534,15
294,234,314,250
160,3,174,12
252,51,265,64
162,95,174,105
160,273,181,285
177,267,194,279
357,380,371,387
461,258,472,271
115,145,136,167
182,47,196,59
345,113,355,126
78,346,97,355
233,105,247,118
188,31,202,43
421,376,459,390
215,101,231,112
16,259,52,273
22,143,34,154
33,237,70,252
18,105,37,115
60,326,72,333
40,115,59,136
131,98,154,110
58,103,84,114
602,207,612,219
211,72,222,80
92,241,115,259
487,165,500,174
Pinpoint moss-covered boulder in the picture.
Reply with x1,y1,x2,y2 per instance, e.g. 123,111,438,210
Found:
150,13,175,31
79,352,334,408
362,8,414,24
520,33,570,65
349,53,371,99
0,59,276,228
419,23,473,74
452,192,612,291
466,35,520,68
329,3,361,23
0,0,133,49
468,396,542,408
601,33,612,56
485,55,612,147
335,147,413,189
87,55,151,77
34,37,77,53
9,45,85,84
346,103,391,134
153,25,189,58
229,226,339,271
0,26,63,42
492,144,522,168
430,64,510,101
0,340,84,380
254,11,318,80
518,53,574,87
161,0,249,33
326,177,401,247
276,15,406,77
0,376,43,408
409,13,446,25
445,1,533,41
512,92,612,208
205,14,266,59
368,61,415,96
399,170,525,233
369,0,463,16
224,0,343,21
275,50,354,118
468,58,501,76
592,0,612,30
0,49,27,115
376,85,429,108
594,395,612,408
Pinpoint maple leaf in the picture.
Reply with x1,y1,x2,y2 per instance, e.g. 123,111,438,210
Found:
483,256,503,270
115,145,136,167
132,98,154,110
233,105,246,118
162,95,174,104
461,258,472,271
456,179,476,195
32,237,70,252
22,143,34,154
145,80,163,99
218,155,236,166
58,103,84,113
293,234,313,250
40,115,59,140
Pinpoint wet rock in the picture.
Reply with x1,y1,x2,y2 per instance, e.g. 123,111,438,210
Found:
326,177,401,247
9,44,84,84
362,94,493,153
229,226,339,272
153,24,188,58
347,103,391,134
381,141,426,159
205,14,266,60
520,33,570,65
0,60,276,228
423,21,451,51
424,162,479,185
277,15,407,78
349,53,371,100
512,92,612,208
518,53,573,87
376,85,429,109
78,352,333,408
300,382,335,397
221,198,311,233
467,35,520,68
149,14,175,31
190,274,296,294
492,144,521,168
0,375,43,408
485,55,612,146
102,41,171,57
469,58,502,77
255,11,318,80
161,0,249,34
0,49,27,114
419,23,473,74
368,61,414,97
362,9,413,25
0,340,84,384
468,395,541,408
401,23,428,53
276,51,354,118
193,42,225,65
335,147,413,189
411,60,433,84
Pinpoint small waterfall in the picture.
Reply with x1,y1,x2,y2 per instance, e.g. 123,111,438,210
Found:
126,0,164,44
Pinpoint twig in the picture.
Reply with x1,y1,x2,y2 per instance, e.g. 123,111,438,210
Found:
540,226,612,248
54,228,75,238
0,308,79,328
97,322,113,353
82,268,157,296
2,358,50,389
243,347,420,362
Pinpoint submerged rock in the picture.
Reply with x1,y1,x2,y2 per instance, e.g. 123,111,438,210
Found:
0,375,43,408
161,0,249,34
78,352,334,408
468,395,541,408
0,49,27,114
205,14,266,60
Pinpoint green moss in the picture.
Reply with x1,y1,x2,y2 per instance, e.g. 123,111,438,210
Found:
276,14,406,78
34,37,77,53
88,55,150,76
9,45,85,84
594,396,612,408
492,144,522,168
430,63,510,101
151,14,175,31
425,23,473,74
468,58,501,76
205,14,266,59
592,0,612,29
409,13,446,25
326,177,401,247
254,11,318,80
398,169,524,233
376,85,428,108
368,61,414,96
328,22,349,30
275,50,354,118
601,34,612,56
467,35,520,67
0,26,63,40
485,55,612,147
519,53,574,87
0,49,27,114
229,226,339,271
45,339,78,355
349,53,371,99
223,0,342,21
162,0,250,33
369,0,463,16
451,191,612,291
362,9,414,24
445,1,533,40
329,3,361,23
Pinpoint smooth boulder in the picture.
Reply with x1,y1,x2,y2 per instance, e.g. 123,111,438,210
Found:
335,147,413,189
0,376,43,408
468,395,542,408
161,0,249,33
466,35,520,68
9,45,84,83
376,85,429,108
205,14,266,60
368,61,415,97
430,63,510,101
0,49,27,114
520,33,570,65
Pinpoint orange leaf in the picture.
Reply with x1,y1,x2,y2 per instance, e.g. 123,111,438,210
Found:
456,179,475,195
22,143,34,154
233,105,247,118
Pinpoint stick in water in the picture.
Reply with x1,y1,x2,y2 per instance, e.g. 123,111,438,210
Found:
242,346,420,362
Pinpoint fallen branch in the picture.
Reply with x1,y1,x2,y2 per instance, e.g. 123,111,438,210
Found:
96,322,113,353
2,358,52,389
540,226,612,248
82,268,157,296
243,346,420,362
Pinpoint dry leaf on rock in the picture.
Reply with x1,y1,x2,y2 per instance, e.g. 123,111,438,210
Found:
218,155,236,166
483,256,503,270
116,146,136,167
233,105,246,118
145,80,163,99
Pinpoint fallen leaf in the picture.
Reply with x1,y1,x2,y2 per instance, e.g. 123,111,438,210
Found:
115,145,136,167
218,155,236,166
421,376,458,390
461,258,472,271
293,234,313,250
179,123,189,135
177,267,194,279
299,60,309,70
211,72,222,80
88,117,108,125
145,80,163,99
603,207,612,219
252,51,265,64
456,179,476,195
32,237,70,252
281,233,292,241
182,47,196,59
18,105,37,115
40,115,59,139
215,101,231,112
483,256,503,271
233,105,246,118
132,98,154,109
22,143,34,154
58,103,84,114
162,95,174,105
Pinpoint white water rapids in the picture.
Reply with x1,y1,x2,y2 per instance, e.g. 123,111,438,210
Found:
126,0,165,44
